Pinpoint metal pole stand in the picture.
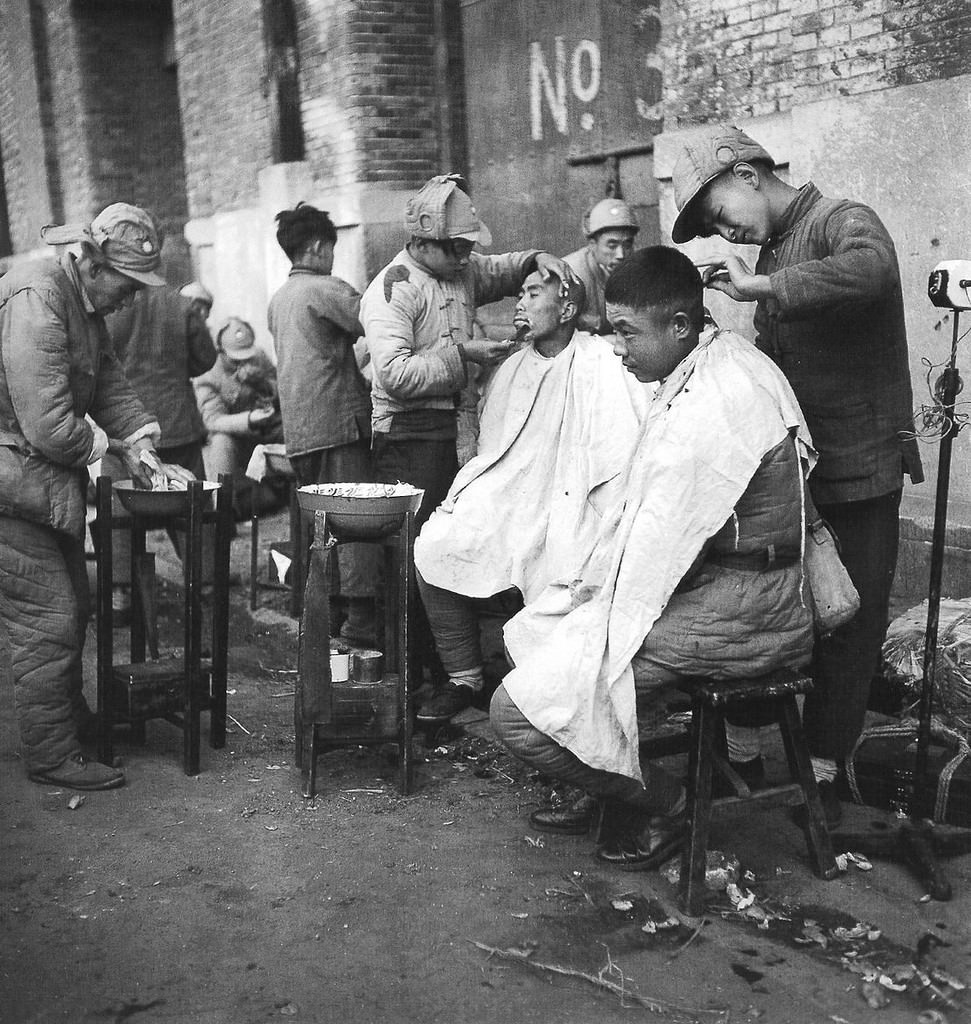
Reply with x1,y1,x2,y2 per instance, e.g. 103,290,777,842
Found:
832,308,971,899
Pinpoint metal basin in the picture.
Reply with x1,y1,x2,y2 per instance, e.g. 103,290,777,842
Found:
113,479,219,517
297,483,423,540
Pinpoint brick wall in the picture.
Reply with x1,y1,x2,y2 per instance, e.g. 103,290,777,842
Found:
660,0,971,126
72,1,188,235
297,0,448,193
0,1,188,256
173,0,271,218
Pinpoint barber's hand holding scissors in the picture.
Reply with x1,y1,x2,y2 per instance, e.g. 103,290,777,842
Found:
695,256,774,302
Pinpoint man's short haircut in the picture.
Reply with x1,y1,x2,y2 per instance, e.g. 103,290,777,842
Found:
604,246,705,330
275,202,337,260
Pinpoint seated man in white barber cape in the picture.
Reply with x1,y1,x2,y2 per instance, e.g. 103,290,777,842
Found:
414,269,650,729
490,247,816,870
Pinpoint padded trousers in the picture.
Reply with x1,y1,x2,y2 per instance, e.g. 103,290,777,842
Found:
0,516,89,772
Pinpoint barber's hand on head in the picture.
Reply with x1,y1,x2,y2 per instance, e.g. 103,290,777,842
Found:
697,256,772,302
534,252,580,288
460,337,518,366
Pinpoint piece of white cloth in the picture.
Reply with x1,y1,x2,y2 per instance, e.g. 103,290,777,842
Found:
244,443,290,482
414,331,650,604
502,327,815,782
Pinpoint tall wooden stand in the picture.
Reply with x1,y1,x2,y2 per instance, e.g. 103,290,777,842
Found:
296,508,416,797
94,475,233,775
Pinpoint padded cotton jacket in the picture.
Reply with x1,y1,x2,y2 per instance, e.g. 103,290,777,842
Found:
754,183,923,504
0,255,154,536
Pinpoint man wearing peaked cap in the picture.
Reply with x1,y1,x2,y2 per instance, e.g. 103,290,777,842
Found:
361,173,579,723
562,197,639,336
193,316,285,518
670,124,923,825
0,202,194,792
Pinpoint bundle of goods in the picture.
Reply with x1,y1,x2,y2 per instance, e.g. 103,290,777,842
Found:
882,598,971,736
841,599,971,825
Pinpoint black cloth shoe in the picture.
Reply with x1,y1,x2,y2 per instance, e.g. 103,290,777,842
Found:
712,755,766,798
790,778,843,829
595,809,687,871
28,754,125,791
530,792,599,835
416,684,474,724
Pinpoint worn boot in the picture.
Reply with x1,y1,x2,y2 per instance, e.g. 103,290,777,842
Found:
28,754,125,791
530,791,600,835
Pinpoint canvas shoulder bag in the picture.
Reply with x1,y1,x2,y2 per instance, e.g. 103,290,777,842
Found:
805,517,860,636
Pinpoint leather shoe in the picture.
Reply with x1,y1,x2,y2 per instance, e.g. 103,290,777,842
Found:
530,792,599,835
790,778,842,829
28,754,125,791
596,810,687,871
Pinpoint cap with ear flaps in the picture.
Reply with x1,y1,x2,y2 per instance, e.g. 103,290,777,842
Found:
40,202,166,286
671,125,775,244
404,174,492,247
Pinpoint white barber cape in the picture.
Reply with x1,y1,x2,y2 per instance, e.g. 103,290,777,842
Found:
415,330,649,604
502,328,815,782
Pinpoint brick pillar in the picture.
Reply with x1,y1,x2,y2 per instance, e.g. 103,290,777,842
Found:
181,0,467,343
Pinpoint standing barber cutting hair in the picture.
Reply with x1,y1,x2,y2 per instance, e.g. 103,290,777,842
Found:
0,203,193,791
670,126,923,825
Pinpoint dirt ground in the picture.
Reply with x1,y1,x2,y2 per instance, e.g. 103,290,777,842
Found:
3,507,971,1024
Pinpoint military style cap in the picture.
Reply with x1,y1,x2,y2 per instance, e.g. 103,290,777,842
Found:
216,317,258,359
583,198,639,237
41,202,166,286
671,126,775,244
404,174,492,247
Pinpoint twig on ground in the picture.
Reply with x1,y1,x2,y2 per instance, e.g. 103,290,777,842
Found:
469,940,727,1022
227,714,252,736
269,692,296,698
567,876,595,906
667,920,705,962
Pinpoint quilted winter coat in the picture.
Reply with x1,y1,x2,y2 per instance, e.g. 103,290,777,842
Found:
0,254,155,537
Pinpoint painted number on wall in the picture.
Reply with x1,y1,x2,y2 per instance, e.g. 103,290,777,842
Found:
529,9,664,141
529,38,601,140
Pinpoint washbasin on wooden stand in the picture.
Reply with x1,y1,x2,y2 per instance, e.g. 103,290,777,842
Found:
294,484,424,797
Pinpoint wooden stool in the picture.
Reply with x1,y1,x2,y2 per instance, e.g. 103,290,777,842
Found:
645,668,839,915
